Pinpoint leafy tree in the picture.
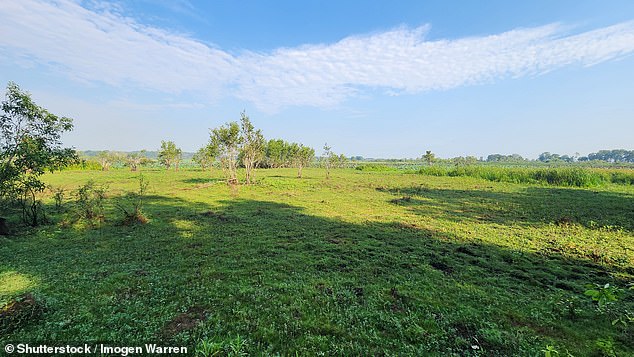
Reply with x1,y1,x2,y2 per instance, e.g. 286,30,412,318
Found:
126,151,149,172
158,140,182,170
97,150,122,171
538,152,561,163
290,144,314,178
193,144,218,171
422,150,435,165
240,112,265,184
265,139,291,168
486,154,526,162
0,81,77,226
452,156,478,166
211,121,241,184
337,153,348,168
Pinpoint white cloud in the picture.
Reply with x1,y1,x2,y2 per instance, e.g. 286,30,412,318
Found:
1,0,634,111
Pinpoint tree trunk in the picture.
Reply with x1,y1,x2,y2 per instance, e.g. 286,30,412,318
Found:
0,217,9,235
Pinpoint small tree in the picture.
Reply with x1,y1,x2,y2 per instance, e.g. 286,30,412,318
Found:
240,112,265,185
423,150,435,165
210,122,241,184
0,82,77,226
323,143,332,179
193,144,218,171
126,150,148,172
158,140,182,171
97,151,121,171
337,153,348,168
291,144,314,178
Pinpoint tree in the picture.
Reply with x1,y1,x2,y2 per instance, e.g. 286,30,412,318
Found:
193,144,218,171
239,112,265,185
158,140,182,170
323,143,332,179
0,82,77,226
210,121,241,184
97,150,121,171
265,139,290,168
422,150,435,165
126,151,149,172
290,144,314,178
337,153,348,168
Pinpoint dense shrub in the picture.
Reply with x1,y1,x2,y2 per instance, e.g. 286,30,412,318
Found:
355,164,397,172
418,166,634,187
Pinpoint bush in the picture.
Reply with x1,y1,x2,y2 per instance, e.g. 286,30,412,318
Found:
355,164,396,172
74,180,107,223
416,165,631,187
116,175,149,225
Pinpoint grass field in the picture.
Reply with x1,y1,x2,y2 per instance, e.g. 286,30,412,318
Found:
1,167,633,355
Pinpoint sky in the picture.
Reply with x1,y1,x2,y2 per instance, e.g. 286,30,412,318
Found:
1,0,634,159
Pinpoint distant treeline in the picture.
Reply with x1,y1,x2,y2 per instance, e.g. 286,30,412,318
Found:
488,149,634,163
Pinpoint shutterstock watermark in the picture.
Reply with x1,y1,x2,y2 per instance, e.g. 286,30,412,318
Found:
3,343,187,355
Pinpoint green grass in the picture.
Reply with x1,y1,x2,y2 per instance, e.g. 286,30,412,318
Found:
1,167,633,355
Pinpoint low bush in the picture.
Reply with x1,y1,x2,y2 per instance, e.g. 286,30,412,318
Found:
418,165,634,187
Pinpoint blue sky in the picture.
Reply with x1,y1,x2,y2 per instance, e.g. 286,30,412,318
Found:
1,1,634,158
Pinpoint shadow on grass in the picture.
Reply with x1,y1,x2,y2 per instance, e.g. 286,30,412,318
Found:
0,195,632,355
180,177,224,185
379,185,634,231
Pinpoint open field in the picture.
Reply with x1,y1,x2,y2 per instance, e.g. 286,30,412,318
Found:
1,168,634,355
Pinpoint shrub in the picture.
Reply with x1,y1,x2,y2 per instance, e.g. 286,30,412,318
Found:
355,164,396,172
416,165,633,187
74,180,107,223
116,175,149,225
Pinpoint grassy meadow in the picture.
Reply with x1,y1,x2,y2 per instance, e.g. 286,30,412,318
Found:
1,167,634,355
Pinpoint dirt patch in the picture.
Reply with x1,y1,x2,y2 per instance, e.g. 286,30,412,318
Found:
0,293,44,333
161,306,207,337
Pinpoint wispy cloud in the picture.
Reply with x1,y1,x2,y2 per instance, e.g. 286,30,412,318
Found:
1,0,634,111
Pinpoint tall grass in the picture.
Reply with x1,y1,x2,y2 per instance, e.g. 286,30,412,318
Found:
418,165,634,187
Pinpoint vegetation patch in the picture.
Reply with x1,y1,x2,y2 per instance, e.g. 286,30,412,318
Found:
0,293,45,334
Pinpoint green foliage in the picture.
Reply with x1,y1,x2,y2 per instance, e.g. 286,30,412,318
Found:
541,345,559,357
49,185,65,211
0,81,77,226
194,336,248,357
193,144,218,171
158,140,183,170
595,338,617,357
355,163,396,172
96,151,122,171
239,112,265,184
210,121,241,184
422,150,436,165
585,283,622,309
126,150,149,172
264,138,292,168
116,174,149,225
74,180,107,223
195,338,224,356
418,165,634,187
